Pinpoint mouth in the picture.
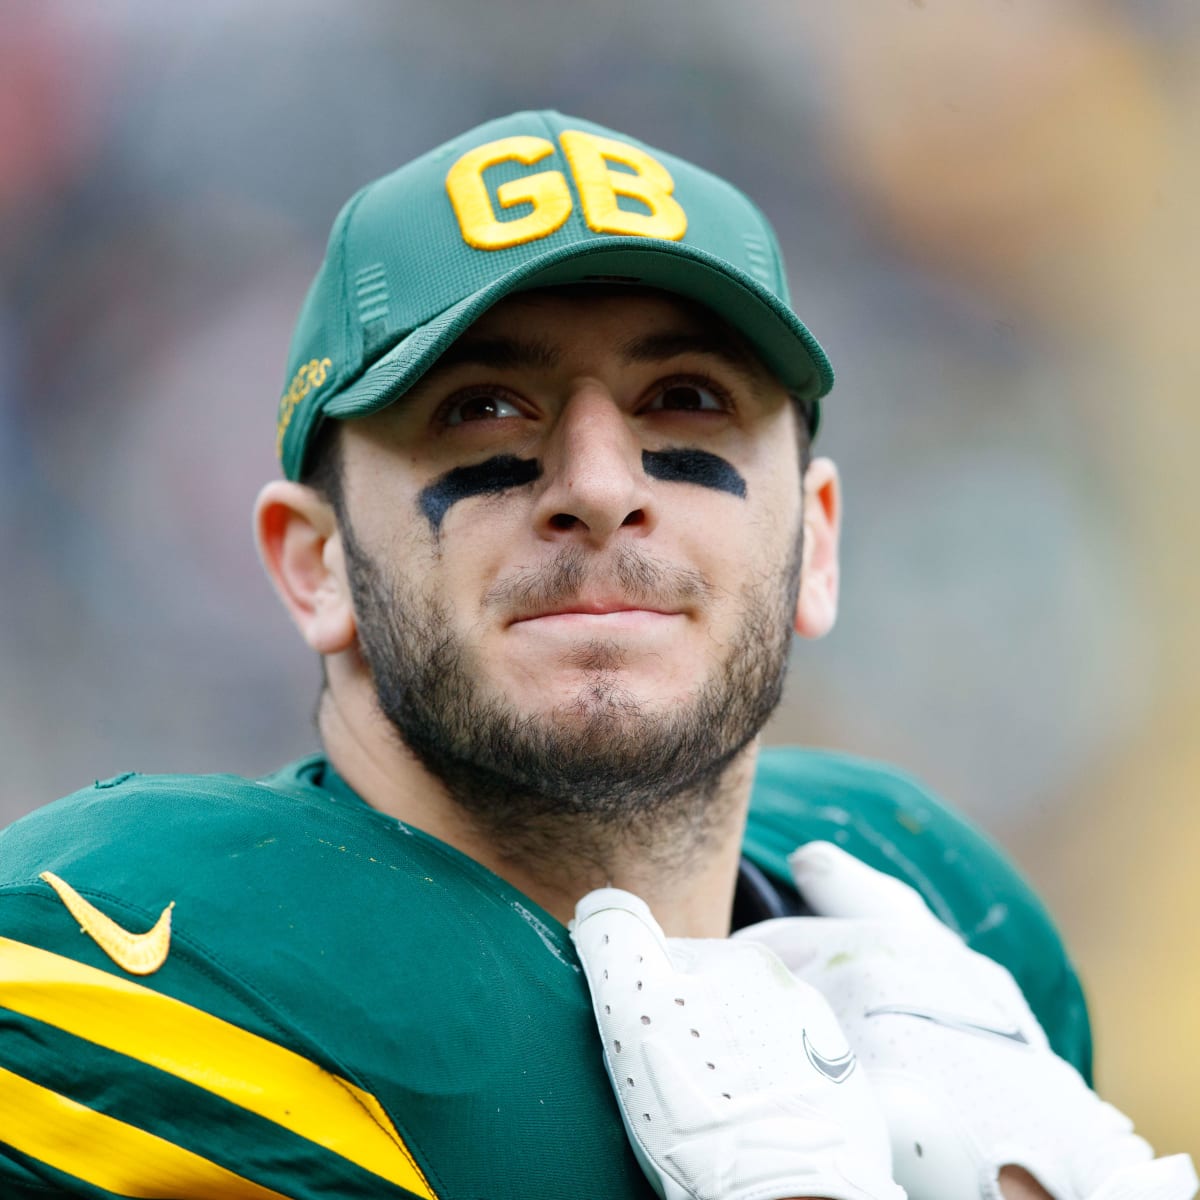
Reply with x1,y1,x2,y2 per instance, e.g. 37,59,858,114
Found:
509,599,684,628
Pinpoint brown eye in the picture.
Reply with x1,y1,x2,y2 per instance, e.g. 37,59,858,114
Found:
646,383,726,413
443,393,523,426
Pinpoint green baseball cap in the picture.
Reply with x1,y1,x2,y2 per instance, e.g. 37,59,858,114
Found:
277,110,833,480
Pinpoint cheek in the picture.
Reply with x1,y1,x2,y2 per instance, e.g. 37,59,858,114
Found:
760,433,805,522
732,432,803,527
433,487,532,550
419,492,532,607
718,409,803,510
732,471,805,588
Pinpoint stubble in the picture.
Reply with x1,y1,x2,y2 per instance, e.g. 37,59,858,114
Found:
341,527,802,872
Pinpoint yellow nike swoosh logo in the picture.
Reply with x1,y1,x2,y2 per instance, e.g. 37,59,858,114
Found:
39,871,174,976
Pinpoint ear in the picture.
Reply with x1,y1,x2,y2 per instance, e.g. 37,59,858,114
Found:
254,481,356,655
794,456,841,640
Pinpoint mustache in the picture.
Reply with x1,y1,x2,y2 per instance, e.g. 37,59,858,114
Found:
484,545,713,619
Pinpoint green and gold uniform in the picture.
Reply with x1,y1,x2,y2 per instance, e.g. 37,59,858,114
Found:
0,749,1090,1199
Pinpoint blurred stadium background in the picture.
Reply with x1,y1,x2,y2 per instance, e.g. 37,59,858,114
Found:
1,0,1195,1159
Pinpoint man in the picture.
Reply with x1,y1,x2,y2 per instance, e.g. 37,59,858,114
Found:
0,112,1190,1199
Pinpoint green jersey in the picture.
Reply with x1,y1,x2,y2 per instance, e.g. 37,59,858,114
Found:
0,749,1090,1199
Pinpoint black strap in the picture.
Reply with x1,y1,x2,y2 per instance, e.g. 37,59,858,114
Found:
731,856,812,930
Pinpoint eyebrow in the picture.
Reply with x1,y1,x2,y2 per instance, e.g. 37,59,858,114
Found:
616,330,758,377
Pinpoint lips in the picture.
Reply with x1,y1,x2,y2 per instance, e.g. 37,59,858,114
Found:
510,599,680,625
524,599,670,617
508,609,686,628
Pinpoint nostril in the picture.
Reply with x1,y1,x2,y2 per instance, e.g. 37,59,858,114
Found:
620,509,645,528
550,513,578,531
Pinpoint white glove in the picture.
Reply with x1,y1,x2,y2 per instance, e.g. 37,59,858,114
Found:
571,887,906,1200
736,842,1198,1200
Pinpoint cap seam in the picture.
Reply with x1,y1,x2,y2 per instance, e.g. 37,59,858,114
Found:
541,112,591,250
335,186,375,395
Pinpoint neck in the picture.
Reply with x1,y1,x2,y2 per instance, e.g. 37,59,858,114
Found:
318,684,758,938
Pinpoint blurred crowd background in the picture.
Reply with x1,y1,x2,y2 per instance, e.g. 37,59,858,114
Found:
1,0,1196,1158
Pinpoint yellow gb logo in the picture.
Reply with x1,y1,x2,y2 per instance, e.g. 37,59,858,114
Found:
445,130,687,251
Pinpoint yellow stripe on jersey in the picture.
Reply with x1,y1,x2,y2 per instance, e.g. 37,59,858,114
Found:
0,1064,292,1200
0,937,436,1199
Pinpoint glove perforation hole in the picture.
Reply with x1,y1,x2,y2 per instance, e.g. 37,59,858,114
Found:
604,1004,610,1014
690,1029,700,1038
705,1062,715,1070
640,1015,651,1025
614,1040,622,1052
674,997,685,1006
626,1076,635,1087
636,981,643,991
642,1112,651,1122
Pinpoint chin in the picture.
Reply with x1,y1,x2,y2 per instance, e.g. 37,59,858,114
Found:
518,669,691,721
560,694,700,740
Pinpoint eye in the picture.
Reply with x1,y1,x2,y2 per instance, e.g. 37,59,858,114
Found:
643,381,729,414
441,391,525,427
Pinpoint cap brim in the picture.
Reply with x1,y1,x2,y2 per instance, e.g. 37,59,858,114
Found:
322,237,831,429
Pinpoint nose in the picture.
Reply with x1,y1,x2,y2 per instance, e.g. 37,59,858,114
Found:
532,382,656,546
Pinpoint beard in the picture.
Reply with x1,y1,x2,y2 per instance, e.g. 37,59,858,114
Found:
340,522,802,864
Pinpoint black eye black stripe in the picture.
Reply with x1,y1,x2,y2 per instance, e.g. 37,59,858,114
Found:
642,449,746,499
418,456,542,531
417,446,746,532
